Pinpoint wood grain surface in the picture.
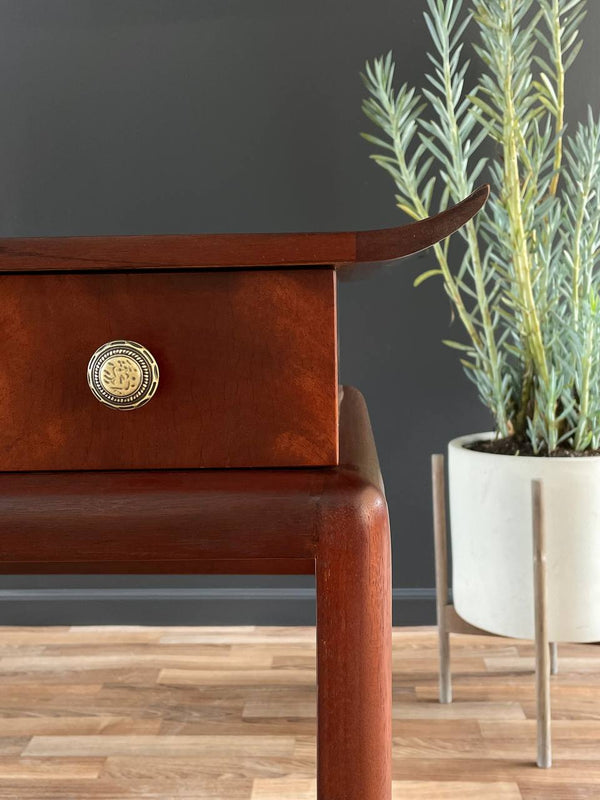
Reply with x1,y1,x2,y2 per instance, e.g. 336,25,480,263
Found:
0,386,392,800
0,386,377,574
0,625,596,798
0,267,337,470
0,186,488,274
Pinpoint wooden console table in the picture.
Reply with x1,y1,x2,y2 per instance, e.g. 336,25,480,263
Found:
0,185,487,799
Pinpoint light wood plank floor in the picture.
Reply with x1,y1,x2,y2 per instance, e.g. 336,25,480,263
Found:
0,626,598,798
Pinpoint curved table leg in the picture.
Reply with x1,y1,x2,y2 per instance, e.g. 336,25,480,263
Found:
315,487,392,800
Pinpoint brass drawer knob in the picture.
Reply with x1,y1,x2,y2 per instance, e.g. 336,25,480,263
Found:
87,340,159,410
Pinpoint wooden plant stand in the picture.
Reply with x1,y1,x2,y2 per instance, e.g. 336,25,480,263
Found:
432,454,556,769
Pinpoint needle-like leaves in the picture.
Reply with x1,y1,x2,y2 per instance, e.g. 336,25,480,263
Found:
361,0,600,453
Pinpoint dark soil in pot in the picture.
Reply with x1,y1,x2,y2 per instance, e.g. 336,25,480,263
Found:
467,437,600,458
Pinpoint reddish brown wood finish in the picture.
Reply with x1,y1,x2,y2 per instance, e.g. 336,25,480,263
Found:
315,419,391,800
0,387,380,572
0,558,317,575
0,385,392,800
0,183,479,797
0,267,337,470
355,185,487,263
0,185,487,274
316,499,391,800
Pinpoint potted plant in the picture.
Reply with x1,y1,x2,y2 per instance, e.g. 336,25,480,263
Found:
362,0,600,642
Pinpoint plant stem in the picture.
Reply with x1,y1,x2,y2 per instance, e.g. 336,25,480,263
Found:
501,2,549,388
575,319,593,449
438,21,510,435
571,187,586,323
389,136,483,354
549,0,565,197
515,365,533,437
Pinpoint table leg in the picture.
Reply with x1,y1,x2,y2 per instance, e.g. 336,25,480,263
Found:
315,487,392,800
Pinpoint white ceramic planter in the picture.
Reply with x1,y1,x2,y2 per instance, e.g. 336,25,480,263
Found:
448,432,600,642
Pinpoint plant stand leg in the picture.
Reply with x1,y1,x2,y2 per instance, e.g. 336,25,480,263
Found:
550,642,558,675
532,479,552,768
432,454,452,704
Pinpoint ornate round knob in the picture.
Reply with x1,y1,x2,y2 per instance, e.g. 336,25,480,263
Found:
87,340,159,410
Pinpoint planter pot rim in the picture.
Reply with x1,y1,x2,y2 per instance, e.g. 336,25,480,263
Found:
449,431,600,462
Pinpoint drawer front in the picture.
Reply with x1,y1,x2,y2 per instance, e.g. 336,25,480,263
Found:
0,268,338,470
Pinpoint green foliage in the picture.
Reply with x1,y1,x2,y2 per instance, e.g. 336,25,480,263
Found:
362,0,597,453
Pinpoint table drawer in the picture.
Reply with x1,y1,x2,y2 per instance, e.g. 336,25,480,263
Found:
0,267,338,470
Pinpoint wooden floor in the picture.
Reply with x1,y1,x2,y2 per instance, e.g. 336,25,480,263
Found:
0,626,598,798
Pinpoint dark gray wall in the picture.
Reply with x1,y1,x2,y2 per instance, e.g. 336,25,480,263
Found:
1,0,598,625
